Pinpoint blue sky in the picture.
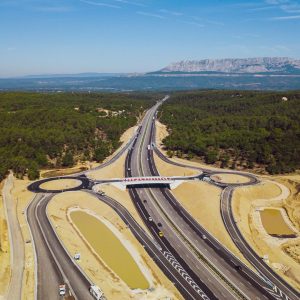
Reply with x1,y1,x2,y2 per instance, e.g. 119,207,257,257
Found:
0,0,300,76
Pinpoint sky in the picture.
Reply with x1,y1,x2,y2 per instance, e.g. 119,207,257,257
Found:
0,0,300,77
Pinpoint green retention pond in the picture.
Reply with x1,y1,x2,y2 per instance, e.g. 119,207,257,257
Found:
260,208,296,238
71,211,149,290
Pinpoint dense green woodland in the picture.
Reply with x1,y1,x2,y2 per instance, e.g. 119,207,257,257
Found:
0,92,157,180
160,91,300,174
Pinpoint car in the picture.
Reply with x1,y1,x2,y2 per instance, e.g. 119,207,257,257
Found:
74,253,81,260
59,284,66,296
143,199,147,203
202,234,207,240
158,231,164,237
157,222,162,227
148,217,153,222
235,265,242,271
89,285,104,300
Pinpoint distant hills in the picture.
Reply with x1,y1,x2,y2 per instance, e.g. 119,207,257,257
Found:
156,57,300,74
23,72,122,79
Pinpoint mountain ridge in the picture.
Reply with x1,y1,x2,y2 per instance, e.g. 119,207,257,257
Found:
158,57,300,74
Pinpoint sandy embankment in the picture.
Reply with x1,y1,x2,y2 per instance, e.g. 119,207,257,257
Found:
154,153,200,177
172,181,254,267
0,181,10,297
48,191,182,300
233,179,300,290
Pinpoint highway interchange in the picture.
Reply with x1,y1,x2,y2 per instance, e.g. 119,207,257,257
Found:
26,96,300,300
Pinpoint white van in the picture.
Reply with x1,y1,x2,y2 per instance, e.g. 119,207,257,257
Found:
89,285,104,300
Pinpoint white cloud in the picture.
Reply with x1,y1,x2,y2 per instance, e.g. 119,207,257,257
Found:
34,6,73,13
136,11,165,19
181,21,205,28
79,0,121,9
271,14,300,19
159,9,183,16
113,0,147,7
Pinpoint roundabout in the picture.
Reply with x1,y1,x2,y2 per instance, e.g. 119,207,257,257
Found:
27,175,90,193
210,173,254,185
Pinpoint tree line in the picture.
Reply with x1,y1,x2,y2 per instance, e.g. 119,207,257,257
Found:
159,90,300,174
0,92,157,181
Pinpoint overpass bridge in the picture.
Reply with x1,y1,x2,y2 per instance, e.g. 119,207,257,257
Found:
93,176,198,191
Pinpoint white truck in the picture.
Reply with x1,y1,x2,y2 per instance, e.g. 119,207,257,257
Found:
89,285,104,300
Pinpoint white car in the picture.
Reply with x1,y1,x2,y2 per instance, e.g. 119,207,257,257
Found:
59,284,66,296
90,285,104,300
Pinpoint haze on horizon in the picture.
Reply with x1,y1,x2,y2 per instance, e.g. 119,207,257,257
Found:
1,0,300,77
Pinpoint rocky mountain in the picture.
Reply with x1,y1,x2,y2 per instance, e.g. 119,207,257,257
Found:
159,57,300,74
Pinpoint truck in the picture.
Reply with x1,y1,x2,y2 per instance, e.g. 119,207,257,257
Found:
89,285,104,300
59,284,66,296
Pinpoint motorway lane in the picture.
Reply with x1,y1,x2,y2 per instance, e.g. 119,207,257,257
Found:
127,100,241,299
36,194,94,300
27,194,65,300
28,193,95,300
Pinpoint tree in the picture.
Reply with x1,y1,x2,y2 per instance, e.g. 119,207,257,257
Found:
28,163,40,180
205,150,218,164
94,144,110,162
166,150,173,158
62,152,74,167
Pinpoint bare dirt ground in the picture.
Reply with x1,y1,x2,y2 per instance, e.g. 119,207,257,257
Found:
154,154,200,177
48,191,182,300
211,173,251,184
0,180,10,298
233,179,300,290
172,181,254,268
87,153,125,180
97,185,150,234
39,179,81,190
41,166,88,178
